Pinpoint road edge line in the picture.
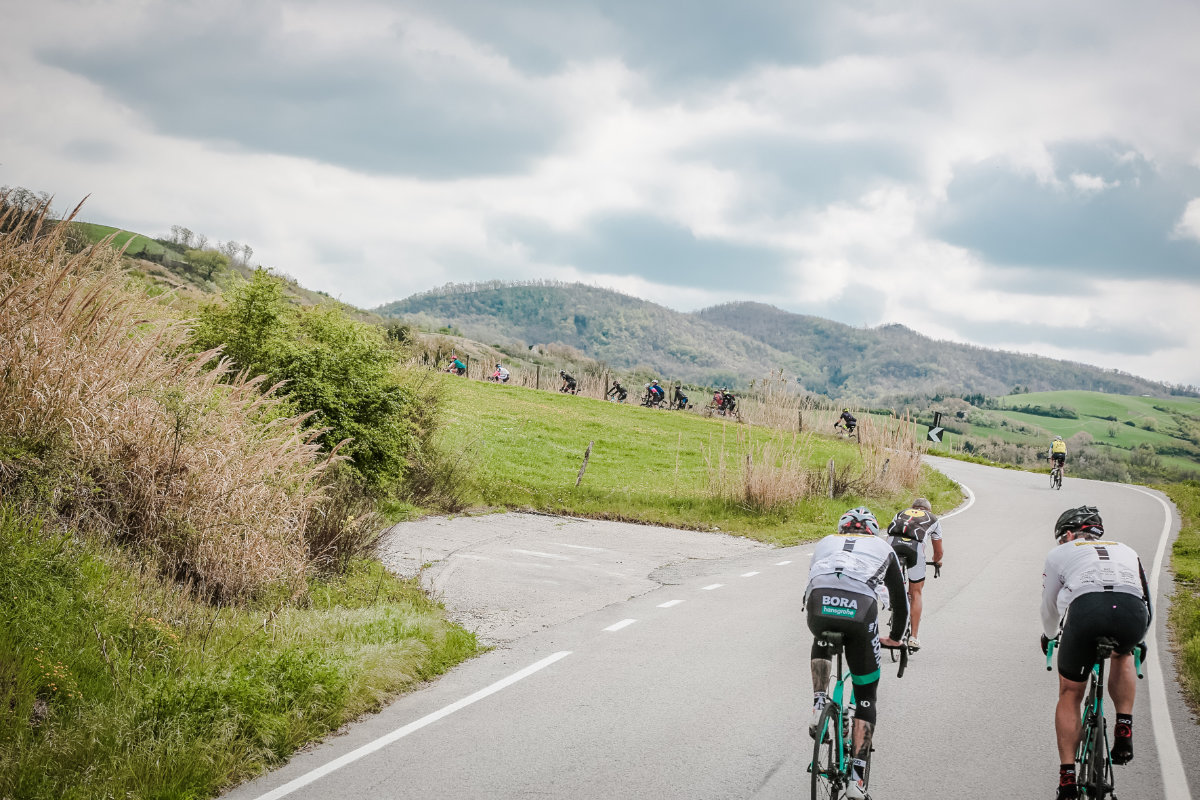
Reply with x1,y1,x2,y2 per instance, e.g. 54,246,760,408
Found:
1125,484,1191,800
940,480,975,519
250,651,573,800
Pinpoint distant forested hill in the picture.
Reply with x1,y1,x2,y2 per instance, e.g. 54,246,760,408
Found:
376,282,1180,398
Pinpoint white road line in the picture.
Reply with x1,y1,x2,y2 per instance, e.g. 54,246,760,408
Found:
1124,484,1192,800
775,560,793,566
558,543,606,551
741,571,760,577
657,600,684,608
451,553,492,561
604,619,637,632
701,583,724,591
510,549,572,560
940,480,975,519
250,651,572,800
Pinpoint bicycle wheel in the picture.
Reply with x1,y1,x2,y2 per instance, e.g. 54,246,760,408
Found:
811,704,843,800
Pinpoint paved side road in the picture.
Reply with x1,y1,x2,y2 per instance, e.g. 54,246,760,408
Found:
376,512,769,645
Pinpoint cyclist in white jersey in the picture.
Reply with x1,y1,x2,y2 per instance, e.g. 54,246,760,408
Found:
1040,505,1151,800
885,497,944,652
805,507,909,800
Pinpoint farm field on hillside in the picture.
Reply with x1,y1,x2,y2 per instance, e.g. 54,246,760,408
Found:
436,378,960,545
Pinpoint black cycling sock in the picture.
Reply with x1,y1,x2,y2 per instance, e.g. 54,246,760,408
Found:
1115,713,1132,731
1059,764,1076,785
851,759,867,780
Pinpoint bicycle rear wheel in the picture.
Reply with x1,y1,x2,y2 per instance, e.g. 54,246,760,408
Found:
1077,712,1112,797
810,704,843,800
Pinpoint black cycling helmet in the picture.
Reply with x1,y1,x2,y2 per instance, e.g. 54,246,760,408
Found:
838,507,879,536
1054,505,1103,540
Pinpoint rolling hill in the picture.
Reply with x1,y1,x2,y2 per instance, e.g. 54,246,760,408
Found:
376,282,1184,400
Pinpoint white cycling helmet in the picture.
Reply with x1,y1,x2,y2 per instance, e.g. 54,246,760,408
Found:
838,507,879,536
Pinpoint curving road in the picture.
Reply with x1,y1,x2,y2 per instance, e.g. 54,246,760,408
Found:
224,458,1198,799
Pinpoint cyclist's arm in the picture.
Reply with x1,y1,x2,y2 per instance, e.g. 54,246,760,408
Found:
882,554,909,640
1040,554,1065,639
1138,559,1154,624
931,537,944,564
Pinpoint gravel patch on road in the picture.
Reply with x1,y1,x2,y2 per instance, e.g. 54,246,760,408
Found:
377,512,770,645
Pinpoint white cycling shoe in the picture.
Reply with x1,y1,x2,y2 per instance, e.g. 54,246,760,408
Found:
846,775,868,799
907,635,921,653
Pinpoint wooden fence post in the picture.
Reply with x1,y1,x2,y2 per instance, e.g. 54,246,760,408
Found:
576,441,594,487
536,365,541,391
827,458,835,498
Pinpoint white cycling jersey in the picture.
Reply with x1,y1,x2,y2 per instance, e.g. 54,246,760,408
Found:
1041,539,1149,638
807,532,901,603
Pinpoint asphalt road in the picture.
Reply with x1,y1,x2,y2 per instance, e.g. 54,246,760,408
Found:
224,458,1198,799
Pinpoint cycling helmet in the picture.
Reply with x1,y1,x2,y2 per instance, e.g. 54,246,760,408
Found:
1054,505,1103,540
496,363,501,368
652,379,659,385
911,497,932,512
560,370,566,376
1054,435,1064,441
838,507,879,536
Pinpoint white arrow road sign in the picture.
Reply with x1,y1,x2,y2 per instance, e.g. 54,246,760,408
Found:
928,427,944,443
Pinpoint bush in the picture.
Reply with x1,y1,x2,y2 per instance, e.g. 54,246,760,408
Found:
193,269,445,498
0,207,329,599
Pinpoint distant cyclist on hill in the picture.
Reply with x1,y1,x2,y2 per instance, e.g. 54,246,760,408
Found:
885,498,943,652
834,408,857,435
805,507,909,800
559,370,577,394
444,355,466,376
1050,436,1067,471
490,363,510,383
607,380,628,403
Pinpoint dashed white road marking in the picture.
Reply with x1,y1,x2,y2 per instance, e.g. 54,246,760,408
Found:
249,651,573,800
451,553,493,561
511,549,572,560
657,600,684,608
701,583,724,591
775,560,792,566
557,543,606,551
604,619,637,632
741,571,760,577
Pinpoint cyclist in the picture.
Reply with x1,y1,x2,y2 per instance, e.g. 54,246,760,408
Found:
1050,436,1067,473
444,354,466,376
490,363,510,383
884,497,944,652
805,507,909,800
835,408,857,435
672,384,689,409
607,380,628,403
1040,505,1151,800
646,380,665,405
559,370,577,394
720,388,736,415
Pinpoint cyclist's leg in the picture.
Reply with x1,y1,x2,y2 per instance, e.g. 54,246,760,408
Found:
1056,594,1108,764
1056,675,1088,764
908,578,925,638
842,618,881,796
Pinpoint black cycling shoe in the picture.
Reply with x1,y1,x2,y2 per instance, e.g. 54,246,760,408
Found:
1111,726,1133,765
1056,781,1079,800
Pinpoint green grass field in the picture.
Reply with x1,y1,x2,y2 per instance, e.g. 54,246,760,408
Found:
1158,481,1200,712
437,378,962,545
70,221,176,259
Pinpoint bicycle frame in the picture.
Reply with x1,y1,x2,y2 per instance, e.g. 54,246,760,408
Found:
1044,638,1144,799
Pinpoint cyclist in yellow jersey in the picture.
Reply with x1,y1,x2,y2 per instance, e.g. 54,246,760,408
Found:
1050,436,1067,472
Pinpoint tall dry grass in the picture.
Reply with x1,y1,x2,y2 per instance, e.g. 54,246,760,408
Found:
0,198,333,599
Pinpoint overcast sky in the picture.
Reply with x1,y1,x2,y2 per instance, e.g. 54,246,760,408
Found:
4,0,1200,387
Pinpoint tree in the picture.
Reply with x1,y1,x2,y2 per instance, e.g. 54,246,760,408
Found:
184,248,230,282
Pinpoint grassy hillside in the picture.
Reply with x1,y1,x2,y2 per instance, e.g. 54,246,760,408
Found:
436,378,962,544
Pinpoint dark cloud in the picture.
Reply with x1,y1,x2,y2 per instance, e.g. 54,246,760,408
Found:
946,317,1180,357
932,142,1200,281
42,8,564,178
495,213,789,291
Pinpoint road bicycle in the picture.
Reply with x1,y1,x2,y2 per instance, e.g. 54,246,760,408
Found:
1045,636,1144,799
833,423,859,442
809,631,907,799
882,557,941,659
1051,464,1064,490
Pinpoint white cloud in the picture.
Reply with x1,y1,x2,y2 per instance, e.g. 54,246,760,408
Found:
1173,198,1200,242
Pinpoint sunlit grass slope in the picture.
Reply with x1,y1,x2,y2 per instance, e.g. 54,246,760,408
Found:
437,379,962,546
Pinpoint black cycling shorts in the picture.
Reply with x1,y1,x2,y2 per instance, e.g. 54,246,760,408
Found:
807,587,881,683
1052,453,1066,466
1057,592,1149,682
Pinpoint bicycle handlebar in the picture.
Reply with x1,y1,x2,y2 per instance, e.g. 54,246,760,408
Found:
882,642,908,678
1046,637,1057,671
927,561,942,578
